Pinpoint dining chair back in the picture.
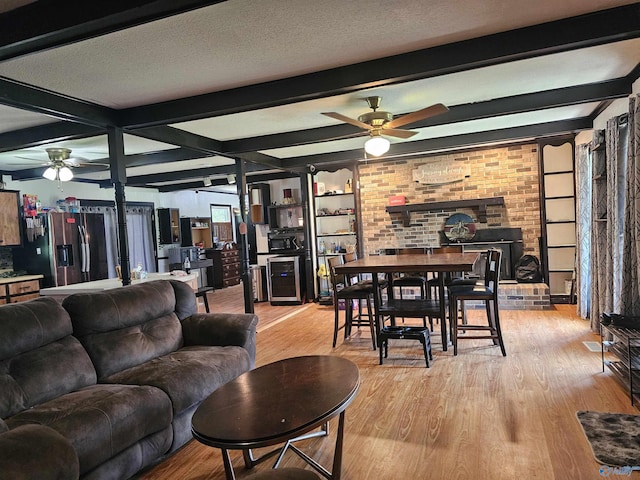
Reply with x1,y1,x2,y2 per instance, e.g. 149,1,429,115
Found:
447,248,506,356
328,255,377,350
391,247,431,329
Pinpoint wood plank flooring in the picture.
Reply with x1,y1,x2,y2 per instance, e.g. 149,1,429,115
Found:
138,298,640,479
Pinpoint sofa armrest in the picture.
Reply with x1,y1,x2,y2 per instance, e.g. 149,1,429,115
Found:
182,312,258,366
0,424,79,480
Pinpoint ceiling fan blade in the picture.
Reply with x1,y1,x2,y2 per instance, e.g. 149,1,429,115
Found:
381,128,418,139
322,112,372,131
14,155,45,162
385,103,449,129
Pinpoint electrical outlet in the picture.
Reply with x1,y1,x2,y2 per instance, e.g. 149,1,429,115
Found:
36,247,41,254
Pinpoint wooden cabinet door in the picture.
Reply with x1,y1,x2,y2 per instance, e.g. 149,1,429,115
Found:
0,190,21,246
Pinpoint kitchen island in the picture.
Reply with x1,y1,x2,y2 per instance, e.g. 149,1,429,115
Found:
39,272,199,302
0,274,44,304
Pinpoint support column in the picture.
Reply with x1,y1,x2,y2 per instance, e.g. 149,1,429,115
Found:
234,158,254,313
107,126,130,286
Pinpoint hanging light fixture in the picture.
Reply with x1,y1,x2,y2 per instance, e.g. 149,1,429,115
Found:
42,148,74,182
364,132,390,157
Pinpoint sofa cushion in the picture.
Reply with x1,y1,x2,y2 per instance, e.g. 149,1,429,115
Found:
0,424,79,480
63,280,193,380
0,296,73,361
0,298,97,419
6,383,172,476
102,345,252,414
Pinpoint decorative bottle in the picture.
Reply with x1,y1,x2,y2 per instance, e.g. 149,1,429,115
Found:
183,257,191,274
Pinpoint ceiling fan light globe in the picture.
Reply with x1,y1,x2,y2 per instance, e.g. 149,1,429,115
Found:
43,167,57,180
58,166,74,182
364,136,390,156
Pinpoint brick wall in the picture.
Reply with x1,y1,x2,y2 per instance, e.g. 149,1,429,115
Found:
358,144,541,257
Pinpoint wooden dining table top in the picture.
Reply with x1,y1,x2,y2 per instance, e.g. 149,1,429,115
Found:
333,252,480,274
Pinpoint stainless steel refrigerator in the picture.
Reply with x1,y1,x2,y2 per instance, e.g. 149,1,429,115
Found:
13,212,109,287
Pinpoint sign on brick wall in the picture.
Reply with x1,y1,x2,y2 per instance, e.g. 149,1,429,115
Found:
412,159,470,185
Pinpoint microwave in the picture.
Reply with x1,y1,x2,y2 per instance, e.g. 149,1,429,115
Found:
268,235,300,252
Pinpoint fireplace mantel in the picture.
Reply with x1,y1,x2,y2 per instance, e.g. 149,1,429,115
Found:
385,196,505,226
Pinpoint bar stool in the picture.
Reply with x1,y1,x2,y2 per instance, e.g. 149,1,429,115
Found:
328,256,377,350
391,247,431,330
195,286,214,313
448,249,506,356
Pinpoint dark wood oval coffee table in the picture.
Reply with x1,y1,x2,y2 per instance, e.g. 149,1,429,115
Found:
192,355,360,480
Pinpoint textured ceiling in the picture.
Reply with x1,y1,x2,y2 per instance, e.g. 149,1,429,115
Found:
0,0,637,191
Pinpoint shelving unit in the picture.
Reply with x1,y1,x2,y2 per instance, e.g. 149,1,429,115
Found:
180,217,213,248
268,203,304,229
312,169,357,303
539,140,577,303
158,208,180,245
601,323,640,406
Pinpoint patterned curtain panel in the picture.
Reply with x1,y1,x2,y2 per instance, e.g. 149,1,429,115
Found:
621,95,640,316
591,129,608,331
575,143,591,318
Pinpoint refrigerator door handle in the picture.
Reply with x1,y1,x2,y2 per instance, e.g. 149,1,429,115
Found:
79,226,88,273
85,242,90,275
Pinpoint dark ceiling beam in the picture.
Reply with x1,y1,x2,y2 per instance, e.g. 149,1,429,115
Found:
120,4,640,128
125,162,272,186
281,118,593,169
0,121,104,152
130,125,226,155
0,0,229,62
154,169,300,192
130,125,287,170
224,78,632,153
0,78,119,126
119,147,213,167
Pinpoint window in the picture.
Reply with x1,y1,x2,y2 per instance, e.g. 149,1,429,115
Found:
210,204,233,242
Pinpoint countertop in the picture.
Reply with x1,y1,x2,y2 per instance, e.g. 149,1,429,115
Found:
40,272,199,297
0,274,44,285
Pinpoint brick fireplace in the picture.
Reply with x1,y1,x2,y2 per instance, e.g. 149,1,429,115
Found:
358,143,542,259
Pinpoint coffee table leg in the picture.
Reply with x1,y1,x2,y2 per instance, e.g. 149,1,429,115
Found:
331,410,346,480
221,448,236,480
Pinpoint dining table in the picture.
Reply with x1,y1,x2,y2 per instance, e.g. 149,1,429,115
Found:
333,252,480,351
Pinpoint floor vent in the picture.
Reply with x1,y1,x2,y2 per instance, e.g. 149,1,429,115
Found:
583,341,601,352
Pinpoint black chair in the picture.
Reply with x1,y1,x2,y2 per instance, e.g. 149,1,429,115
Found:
195,286,214,312
388,248,433,330
328,255,377,350
426,245,468,298
447,249,506,356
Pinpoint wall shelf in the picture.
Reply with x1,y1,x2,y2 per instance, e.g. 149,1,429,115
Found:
385,197,504,226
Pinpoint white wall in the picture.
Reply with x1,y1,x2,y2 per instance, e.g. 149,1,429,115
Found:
575,76,639,146
4,176,242,268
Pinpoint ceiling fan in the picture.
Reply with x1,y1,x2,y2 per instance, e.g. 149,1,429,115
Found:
12,148,107,181
322,96,449,156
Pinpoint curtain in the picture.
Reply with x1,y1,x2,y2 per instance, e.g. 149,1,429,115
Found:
80,205,155,278
575,143,591,318
621,95,640,316
591,129,608,331
590,113,631,331
126,207,156,274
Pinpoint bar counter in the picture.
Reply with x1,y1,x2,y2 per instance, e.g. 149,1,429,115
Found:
40,272,199,302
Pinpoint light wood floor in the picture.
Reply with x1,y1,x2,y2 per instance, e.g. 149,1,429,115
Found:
139,299,640,479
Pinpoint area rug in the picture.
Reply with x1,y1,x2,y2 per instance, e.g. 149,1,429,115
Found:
577,410,640,466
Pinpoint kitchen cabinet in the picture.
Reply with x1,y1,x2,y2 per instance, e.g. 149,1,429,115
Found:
0,190,21,246
0,275,43,304
158,208,181,245
208,246,241,288
180,217,213,248
268,203,304,229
